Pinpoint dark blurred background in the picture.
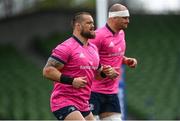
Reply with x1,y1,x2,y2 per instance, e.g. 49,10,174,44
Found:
0,0,179,120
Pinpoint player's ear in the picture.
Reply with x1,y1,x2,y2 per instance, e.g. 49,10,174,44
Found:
76,23,82,30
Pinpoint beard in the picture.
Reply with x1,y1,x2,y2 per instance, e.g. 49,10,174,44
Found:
80,29,95,39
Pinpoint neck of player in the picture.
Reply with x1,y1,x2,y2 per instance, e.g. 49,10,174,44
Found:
73,32,88,46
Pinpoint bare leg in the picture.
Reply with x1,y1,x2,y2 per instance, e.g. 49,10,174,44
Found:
100,112,121,121
85,112,96,121
65,110,86,121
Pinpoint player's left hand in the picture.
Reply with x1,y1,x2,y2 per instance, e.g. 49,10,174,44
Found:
102,65,119,79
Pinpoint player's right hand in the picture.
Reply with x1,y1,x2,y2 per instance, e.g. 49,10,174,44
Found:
72,76,87,88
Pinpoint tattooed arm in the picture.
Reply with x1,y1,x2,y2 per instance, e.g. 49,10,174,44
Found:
43,57,64,82
43,57,87,88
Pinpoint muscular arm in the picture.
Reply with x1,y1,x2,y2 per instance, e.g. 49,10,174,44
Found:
43,57,64,82
43,57,87,88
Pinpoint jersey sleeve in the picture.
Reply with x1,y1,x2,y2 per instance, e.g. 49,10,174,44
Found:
51,42,71,64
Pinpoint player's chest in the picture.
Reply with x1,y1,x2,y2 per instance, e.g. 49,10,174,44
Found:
102,37,126,54
70,46,99,67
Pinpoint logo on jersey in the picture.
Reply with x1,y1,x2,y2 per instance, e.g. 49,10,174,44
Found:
109,41,114,47
68,106,76,112
79,52,85,58
58,115,63,120
89,61,93,66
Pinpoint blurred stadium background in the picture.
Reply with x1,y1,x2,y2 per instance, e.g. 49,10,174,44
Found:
0,0,179,120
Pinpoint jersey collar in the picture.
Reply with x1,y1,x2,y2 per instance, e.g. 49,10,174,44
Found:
106,23,115,35
72,35,84,46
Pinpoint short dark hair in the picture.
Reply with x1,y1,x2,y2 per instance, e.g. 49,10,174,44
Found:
71,12,91,29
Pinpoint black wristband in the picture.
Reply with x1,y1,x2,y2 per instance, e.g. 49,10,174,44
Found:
60,74,74,85
100,71,107,78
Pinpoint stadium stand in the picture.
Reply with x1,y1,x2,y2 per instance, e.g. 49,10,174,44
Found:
125,15,180,119
0,46,54,119
32,32,71,57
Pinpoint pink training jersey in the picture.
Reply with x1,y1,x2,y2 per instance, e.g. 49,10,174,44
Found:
90,24,126,94
50,35,100,112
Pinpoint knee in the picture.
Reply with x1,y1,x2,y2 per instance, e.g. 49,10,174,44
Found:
101,114,122,121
